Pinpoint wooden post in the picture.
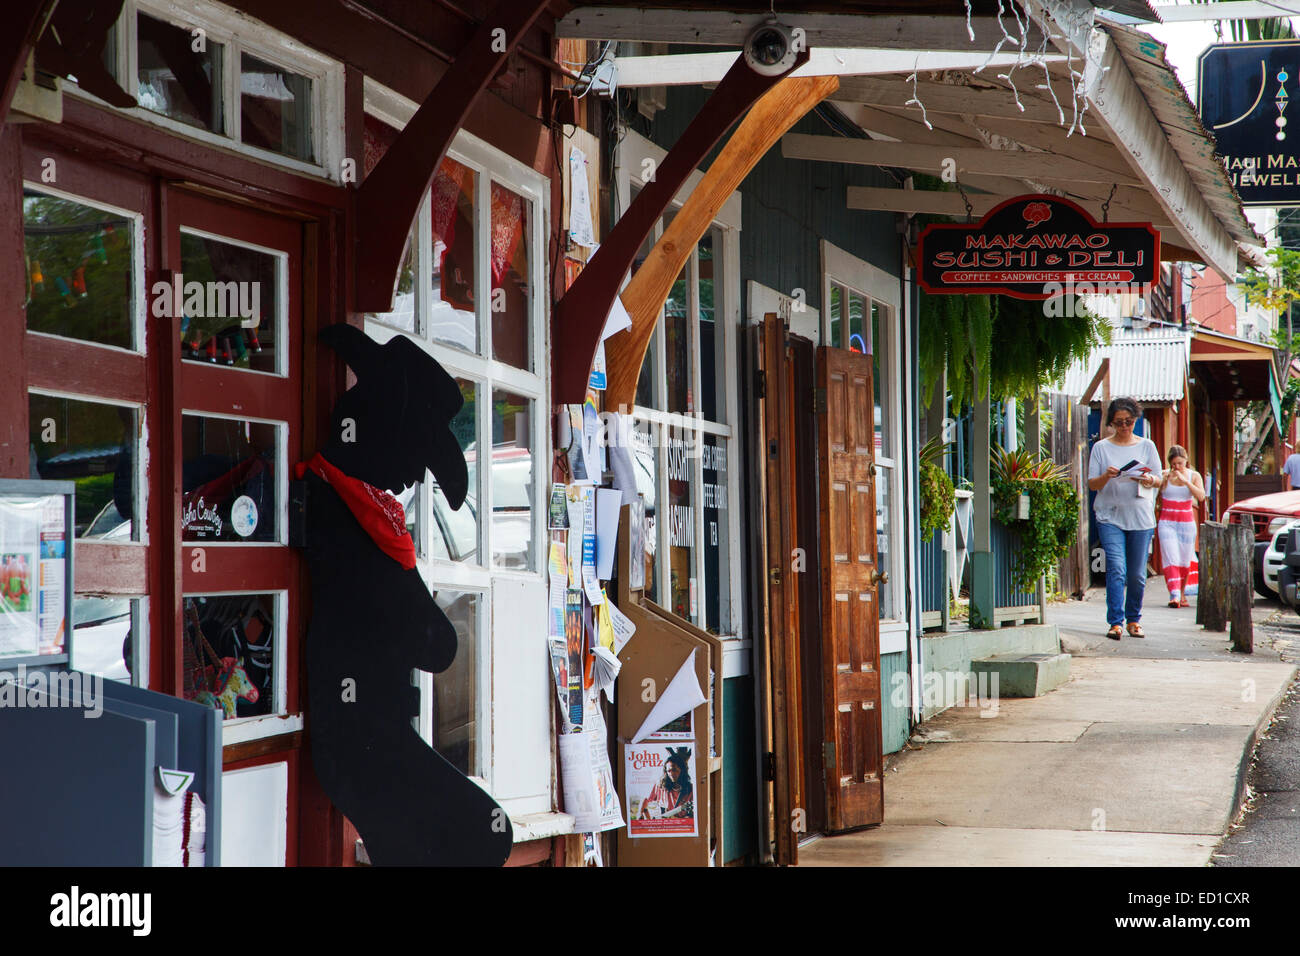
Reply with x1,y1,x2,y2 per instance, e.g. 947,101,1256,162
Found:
1226,522,1254,653
970,378,994,628
1197,522,1226,632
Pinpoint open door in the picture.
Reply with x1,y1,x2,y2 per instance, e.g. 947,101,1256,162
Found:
759,314,802,864
816,346,884,831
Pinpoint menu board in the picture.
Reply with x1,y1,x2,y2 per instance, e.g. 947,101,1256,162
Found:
0,485,71,663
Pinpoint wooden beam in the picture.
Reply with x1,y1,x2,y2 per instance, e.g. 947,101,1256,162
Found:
552,49,810,404
831,102,985,147
613,48,1060,88
781,132,1141,186
353,0,549,313
1080,358,1111,405
557,10,1047,51
606,74,840,408
1024,0,1239,279
1153,2,1300,21
1,0,55,125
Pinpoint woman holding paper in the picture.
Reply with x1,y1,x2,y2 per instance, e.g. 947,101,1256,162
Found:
1157,445,1206,608
1086,398,1162,640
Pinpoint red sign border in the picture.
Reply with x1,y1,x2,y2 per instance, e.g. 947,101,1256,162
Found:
915,194,1161,301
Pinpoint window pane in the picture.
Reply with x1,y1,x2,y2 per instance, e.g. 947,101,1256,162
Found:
430,158,477,352
665,433,698,624
848,290,867,355
665,266,692,415
137,12,224,134
29,394,138,540
23,190,135,349
240,53,314,162
181,415,280,543
828,284,842,349
873,302,889,455
634,421,658,599
367,229,416,333
180,232,281,373
491,390,534,571
699,229,725,423
490,184,531,369
72,597,142,685
702,435,731,634
875,465,895,620
429,379,479,564
182,593,276,719
428,589,478,776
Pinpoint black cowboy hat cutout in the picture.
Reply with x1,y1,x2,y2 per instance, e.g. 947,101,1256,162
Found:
317,323,468,507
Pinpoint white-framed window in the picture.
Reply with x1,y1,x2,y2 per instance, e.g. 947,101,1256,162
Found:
822,239,904,627
73,0,344,181
362,80,553,823
617,131,745,643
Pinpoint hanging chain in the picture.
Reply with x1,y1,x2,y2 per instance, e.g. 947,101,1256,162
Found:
956,182,974,223
1101,182,1116,223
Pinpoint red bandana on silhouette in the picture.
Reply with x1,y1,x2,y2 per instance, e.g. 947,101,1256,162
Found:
295,453,416,570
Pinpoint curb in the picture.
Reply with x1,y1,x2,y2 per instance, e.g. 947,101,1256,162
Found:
1225,665,1300,834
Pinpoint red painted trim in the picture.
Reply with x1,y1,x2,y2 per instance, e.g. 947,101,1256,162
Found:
0,125,28,479
26,333,148,403
550,50,809,404
354,0,551,312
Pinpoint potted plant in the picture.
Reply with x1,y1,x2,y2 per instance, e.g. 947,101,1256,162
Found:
919,434,955,543
990,445,1079,594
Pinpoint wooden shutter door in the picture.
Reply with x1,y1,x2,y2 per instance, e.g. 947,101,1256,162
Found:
817,346,884,831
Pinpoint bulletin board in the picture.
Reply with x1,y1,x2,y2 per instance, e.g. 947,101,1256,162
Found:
0,479,74,669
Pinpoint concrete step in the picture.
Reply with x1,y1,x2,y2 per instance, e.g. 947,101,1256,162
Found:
970,652,1071,698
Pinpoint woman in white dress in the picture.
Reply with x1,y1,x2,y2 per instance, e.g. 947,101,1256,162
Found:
1156,445,1206,608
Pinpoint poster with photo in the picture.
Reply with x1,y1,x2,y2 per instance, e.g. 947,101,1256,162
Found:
565,589,585,729
0,496,43,659
625,740,698,838
38,495,66,655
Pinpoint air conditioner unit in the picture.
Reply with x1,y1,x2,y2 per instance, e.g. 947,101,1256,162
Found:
9,51,62,124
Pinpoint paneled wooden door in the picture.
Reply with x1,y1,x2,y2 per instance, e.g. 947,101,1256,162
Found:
816,346,884,831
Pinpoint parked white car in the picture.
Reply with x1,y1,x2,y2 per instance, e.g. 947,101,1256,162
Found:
1264,518,1300,599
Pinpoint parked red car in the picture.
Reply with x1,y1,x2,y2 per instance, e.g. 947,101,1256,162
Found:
1224,491,1300,597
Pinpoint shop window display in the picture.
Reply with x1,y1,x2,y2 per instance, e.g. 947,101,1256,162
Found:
23,190,136,350
180,414,280,543
182,593,277,720
179,231,282,374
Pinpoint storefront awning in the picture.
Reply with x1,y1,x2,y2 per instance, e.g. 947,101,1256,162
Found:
1189,327,1280,404
1059,329,1188,404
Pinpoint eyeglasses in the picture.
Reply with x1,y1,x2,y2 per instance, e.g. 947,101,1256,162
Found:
1111,418,1135,427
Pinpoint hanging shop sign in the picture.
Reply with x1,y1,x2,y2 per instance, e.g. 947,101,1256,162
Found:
1199,40,1300,206
916,195,1159,300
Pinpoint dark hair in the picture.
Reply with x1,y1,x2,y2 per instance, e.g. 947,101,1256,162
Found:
1167,445,1189,463
1105,397,1141,426
661,747,693,801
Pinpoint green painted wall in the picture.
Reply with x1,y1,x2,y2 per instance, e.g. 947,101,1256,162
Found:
881,650,910,755
722,674,757,865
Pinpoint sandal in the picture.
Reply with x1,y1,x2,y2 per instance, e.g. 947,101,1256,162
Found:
1126,622,1145,638
1179,597,1189,608
1168,600,1180,608
1107,625,1123,640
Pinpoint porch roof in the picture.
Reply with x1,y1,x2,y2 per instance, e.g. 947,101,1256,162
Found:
1057,328,1189,403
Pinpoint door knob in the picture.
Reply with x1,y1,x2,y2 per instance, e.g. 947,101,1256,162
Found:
871,569,889,585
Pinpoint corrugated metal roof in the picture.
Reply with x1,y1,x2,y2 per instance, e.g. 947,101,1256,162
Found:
1055,328,1189,402
1102,23,1261,252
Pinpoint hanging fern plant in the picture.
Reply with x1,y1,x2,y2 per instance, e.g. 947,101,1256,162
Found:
919,435,955,541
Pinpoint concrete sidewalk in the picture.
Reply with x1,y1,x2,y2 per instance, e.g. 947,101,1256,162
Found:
798,579,1297,867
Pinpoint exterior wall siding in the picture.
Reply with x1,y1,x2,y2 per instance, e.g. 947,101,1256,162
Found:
881,651,910,755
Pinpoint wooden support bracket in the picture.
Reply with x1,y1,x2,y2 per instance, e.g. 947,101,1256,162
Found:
604,74,840,410
1,0,56,125
353,0,549,314
551,49,809,405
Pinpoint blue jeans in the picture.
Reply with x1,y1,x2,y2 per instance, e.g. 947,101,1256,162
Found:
1096,522,1154,627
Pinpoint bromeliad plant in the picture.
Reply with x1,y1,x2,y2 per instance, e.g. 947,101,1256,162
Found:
990,444,1079,593
919,435,955,542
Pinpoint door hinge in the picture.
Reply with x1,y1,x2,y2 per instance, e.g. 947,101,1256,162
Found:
824,741,836,771
755,368,766,399
812,387,827,415
763,751,776,781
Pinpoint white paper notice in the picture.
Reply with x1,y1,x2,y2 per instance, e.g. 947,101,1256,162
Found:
608,600,637,655
568,146,597,249
559,729,624,833
595,487,622,581
632,649,708,743
604,295,633,339
0,497,43,658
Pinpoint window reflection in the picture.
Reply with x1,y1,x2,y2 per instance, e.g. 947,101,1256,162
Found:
490,390,533,571
137,13,224,134
181,415,279,543
29,394,138,540
427,589,477,775
430,158,477,352
490,183,530,369
179,232,281,373
240,53,314,161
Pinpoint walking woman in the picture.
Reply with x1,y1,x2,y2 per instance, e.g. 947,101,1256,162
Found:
1157,445,1206,608
1087,398,1162,640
